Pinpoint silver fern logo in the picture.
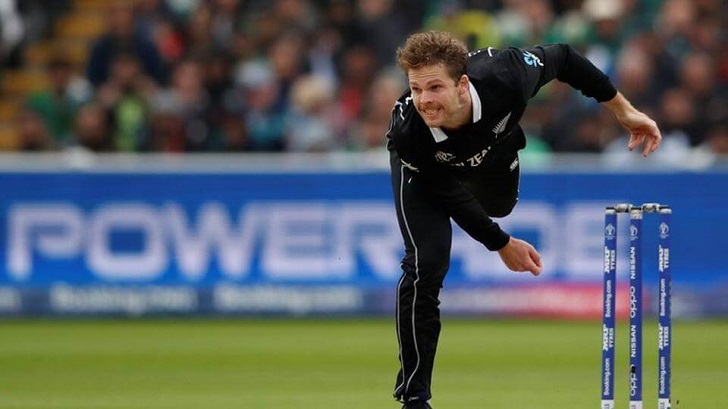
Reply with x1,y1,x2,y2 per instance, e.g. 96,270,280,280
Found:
493,112,511,136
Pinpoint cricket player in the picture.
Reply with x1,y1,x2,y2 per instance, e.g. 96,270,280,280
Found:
386,30,661,409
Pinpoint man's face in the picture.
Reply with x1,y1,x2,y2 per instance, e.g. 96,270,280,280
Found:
408,64,468,129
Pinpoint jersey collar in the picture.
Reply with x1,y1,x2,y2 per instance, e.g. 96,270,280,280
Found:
428,81,482,143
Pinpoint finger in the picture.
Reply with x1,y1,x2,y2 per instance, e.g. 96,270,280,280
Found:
530,248,542,268
628,134,644,151
526,257,542,276
643,134,661,157
644,141,656,156
528,262,542,276
650,130,662,152
522,246,541,275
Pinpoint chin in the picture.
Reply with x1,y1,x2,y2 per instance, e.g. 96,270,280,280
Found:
420,116,442,128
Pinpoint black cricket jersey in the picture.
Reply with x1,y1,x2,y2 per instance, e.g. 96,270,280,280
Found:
386,44,617,250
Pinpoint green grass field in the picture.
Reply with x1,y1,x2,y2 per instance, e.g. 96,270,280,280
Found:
0,318,725,408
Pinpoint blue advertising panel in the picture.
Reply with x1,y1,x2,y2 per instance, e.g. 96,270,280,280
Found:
0,167,726,316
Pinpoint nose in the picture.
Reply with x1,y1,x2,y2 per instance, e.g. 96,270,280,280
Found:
418,90,434,105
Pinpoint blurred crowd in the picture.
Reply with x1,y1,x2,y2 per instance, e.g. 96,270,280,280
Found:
1,0,727,163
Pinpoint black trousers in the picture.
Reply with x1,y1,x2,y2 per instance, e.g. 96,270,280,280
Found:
390,135,522,403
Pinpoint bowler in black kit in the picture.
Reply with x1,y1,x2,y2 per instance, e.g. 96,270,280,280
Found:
386,31,662,409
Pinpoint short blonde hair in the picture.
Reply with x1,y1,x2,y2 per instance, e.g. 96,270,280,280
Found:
396,31,468,82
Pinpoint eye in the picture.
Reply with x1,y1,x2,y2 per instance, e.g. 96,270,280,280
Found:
431,85,441,91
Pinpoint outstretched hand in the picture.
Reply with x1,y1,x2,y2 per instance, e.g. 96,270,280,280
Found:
497,237,542,276
618,110,662,157
603,92,662,157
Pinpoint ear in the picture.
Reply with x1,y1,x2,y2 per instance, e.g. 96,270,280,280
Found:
458,75,469,94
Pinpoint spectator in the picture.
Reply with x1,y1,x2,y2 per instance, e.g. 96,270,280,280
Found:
613,41,661,109
238,63,286,151
138,92,186,152
656,0,697,62
237,7,285,55
24,56,92,148
200,50,248,151
634,30,680,97
182,3,217,57
96,52,158,151
307,25,344,88
270,0,318,36
134,0,185,65
500,0,556,47
151,58,218,152
321,0,358,50
425,3,501,50
703,122,728,155
689,14,724,54
349,70,405,152
209,0,245,53
536,82,618,153
70,103,114,153
285,75,338,152
680,52,716,102
658,87,704,148
618,0,663,34
134,0,177,44
355,0,411,69
544,7,590,47
234,30,309,151
268,31,309,111
336,44,378,132
581,0,628,75
16,109,52,151
86,2,164,86
201,51,236,113
217,110,249,152
679,52,723,145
